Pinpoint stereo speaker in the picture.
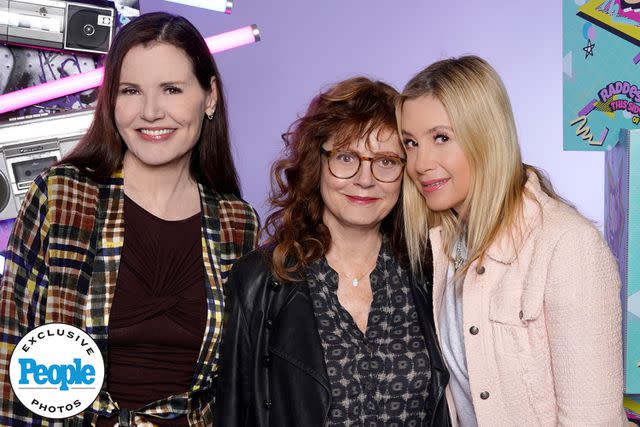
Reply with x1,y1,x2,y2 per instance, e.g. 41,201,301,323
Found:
64,2,114,54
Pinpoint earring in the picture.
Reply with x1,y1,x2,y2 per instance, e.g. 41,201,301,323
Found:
206,104,217,121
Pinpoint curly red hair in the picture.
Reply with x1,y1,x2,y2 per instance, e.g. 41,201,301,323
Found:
264,77,406,281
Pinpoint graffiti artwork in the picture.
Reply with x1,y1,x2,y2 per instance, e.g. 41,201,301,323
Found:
0,0,139,123
564,0,640,150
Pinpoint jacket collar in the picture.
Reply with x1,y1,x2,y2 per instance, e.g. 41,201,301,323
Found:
428,170,550,266
485,171,549,264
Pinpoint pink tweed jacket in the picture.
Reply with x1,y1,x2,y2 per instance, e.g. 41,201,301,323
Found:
429,173,626,426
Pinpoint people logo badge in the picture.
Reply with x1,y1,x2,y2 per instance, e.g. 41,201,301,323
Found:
9,323,105,419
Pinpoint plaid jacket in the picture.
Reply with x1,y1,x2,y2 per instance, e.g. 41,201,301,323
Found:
0,165,259,426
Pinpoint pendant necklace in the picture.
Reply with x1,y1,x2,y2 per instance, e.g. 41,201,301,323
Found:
454,234,466,272
349,256,379,287
329,236,381,287
331,250,379,287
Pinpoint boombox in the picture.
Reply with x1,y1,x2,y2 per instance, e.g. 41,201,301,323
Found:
0,110,93,220
0,0,115,54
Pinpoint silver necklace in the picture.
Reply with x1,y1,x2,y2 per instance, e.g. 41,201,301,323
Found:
330,250,379,287
347,257,378,287
328,237,381,287
454,234,466,272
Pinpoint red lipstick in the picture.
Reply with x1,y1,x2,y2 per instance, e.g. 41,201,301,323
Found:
346,195,379,205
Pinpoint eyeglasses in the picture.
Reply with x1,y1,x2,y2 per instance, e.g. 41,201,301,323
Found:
320,147,406,183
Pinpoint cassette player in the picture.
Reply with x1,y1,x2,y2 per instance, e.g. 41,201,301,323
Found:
5,141,60,193
0,109,93,220
0,0,115,54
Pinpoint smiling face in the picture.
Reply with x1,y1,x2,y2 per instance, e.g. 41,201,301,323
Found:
114,42,217,170
320,128,404,233
401,95,471,214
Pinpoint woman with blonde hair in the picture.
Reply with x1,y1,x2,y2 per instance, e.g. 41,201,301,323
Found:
396,55,626,426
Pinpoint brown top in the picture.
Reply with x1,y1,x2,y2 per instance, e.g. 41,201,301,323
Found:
97,194,206,427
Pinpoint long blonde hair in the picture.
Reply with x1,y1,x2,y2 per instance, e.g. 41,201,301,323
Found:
397,55,557,275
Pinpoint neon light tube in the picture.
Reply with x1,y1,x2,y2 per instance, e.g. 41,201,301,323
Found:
0,69,105,117
163,0,233,14
0,25,261,115
205,24,261,52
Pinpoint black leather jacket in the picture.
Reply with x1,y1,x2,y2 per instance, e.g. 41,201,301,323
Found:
214,248,451,427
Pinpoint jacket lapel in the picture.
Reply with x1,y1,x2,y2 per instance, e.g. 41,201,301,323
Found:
86,169,125,351
410,274,451,427
192,183,223,391
268,284,331,394
86,170,125,415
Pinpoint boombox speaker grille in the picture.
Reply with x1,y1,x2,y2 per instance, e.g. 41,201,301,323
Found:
0,170,10,214
64,3,114,54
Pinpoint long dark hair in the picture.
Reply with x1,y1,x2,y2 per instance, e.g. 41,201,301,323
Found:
62,12,241,196
265,77,406,281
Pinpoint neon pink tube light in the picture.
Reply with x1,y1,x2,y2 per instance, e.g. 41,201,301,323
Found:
0,25,261,115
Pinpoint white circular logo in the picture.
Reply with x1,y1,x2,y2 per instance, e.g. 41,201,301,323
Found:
9,323,105,419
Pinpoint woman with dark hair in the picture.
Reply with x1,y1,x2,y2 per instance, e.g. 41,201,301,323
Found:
215,77,450,427
0,12,258,426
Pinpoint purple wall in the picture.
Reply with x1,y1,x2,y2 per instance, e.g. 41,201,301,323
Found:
141,2,601,227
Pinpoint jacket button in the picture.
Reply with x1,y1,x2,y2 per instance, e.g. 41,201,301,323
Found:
476,266,486,275
480,391,490,400
263,354,272,367
265,318,274,329
469,326,479,335
270,280,281,291
264,399,272,409
519,310,524,320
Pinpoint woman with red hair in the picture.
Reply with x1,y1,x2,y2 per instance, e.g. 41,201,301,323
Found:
215,77,450,427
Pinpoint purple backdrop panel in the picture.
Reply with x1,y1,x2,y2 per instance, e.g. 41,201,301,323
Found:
140,1,603,228
0,218,15,251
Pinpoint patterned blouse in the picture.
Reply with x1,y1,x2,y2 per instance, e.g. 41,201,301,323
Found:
306,241,432,427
